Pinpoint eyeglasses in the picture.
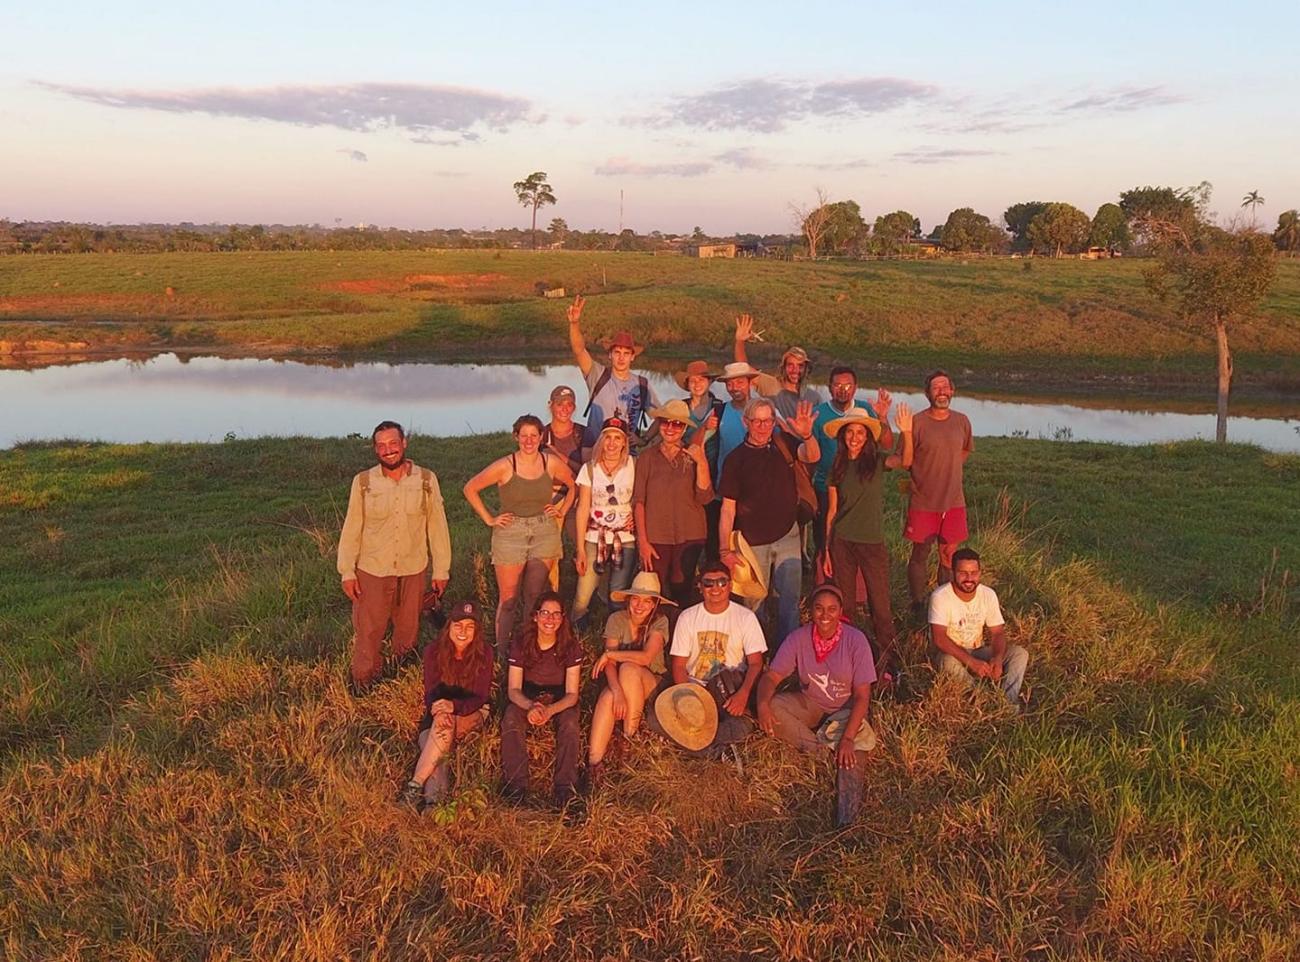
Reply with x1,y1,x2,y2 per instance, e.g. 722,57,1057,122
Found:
536,609,564,620
700,576,731,588
747,417,775,427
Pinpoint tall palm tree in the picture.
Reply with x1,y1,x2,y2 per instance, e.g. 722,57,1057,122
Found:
1241,189,1265,228
1275,209,1300,255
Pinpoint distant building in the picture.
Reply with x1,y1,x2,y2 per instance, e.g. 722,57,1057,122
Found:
686,243,737,259
904,238,943,257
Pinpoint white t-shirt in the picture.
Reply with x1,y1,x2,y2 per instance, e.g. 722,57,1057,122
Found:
669,602,767,683
579,460,636,544
928,583,1005,650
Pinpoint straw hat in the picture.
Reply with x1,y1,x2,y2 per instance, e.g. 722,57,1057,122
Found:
647,398,693,424
822,407,882,442
654,683,719,751
727,531,768,601
673,360,719,391
719,361,762,380
610,571,678,606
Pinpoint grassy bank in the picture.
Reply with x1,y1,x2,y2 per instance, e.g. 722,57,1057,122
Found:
3,251,1300,393
2,436,1298,959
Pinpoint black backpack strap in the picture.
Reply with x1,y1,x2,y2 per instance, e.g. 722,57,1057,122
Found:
582,366,614,420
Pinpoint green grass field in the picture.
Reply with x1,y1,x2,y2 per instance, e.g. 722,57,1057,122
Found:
2,435,1297,960
3,251,1300,392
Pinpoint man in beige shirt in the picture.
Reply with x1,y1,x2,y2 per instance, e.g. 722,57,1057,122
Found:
337,420,452,694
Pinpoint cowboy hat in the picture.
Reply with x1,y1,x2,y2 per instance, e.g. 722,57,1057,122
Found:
647,398,693,425
654,682,719,751
610,571,678,606
673,360,719,391
727,531,768,601
822,407,882,442
719,361,762,380
599,330,644,354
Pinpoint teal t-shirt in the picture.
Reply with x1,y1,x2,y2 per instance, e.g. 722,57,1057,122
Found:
829,451,888,544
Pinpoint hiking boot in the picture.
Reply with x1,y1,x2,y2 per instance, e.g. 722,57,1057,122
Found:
393,646,421,671
396,779,424,810
499,784,527,807
348,674,377,698
581,761,605,795
909,601,927,623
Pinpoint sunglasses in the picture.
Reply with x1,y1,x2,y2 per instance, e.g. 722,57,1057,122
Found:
604,483,619,507
700,576,731,588
661,420,687,430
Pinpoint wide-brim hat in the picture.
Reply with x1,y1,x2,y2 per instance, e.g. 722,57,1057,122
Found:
610,571,678,606
600,330,644,354
823,407,882,442
648,398,693,424
674,360,719,391
720,361,762,381
654,682,719,751
728,531,768,601
781,345,811,366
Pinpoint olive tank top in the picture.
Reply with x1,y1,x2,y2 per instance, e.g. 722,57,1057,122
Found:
499,453,553,518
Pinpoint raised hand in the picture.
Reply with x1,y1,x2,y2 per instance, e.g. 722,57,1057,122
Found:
894,401,913,433
734,313,754,342
787,399,815,440
566,294,585,325
874,387,893,418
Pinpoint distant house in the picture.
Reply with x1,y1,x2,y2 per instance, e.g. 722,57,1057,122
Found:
1079,246,1113,260
903,238,943,257
686,243,737,259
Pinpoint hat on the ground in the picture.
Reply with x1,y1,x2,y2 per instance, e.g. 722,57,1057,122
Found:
647,398,692,425
727,531,768,601
655,682,719,751
823,407,882,442
674,360,719,391
781,346,811,366
448,599,480,622
601,330,643,354
610,571,678,606
720,361,762,381
549,385,576,404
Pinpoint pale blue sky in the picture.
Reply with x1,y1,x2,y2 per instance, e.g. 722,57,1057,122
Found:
3,1,1296,233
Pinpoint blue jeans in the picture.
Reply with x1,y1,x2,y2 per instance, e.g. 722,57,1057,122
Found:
573,538,636,623
936,644,1030,706
742,522,803,647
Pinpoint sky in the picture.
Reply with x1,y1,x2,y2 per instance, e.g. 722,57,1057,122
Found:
3,0,1297,235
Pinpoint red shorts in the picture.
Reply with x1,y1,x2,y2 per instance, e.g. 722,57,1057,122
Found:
904,506,968,544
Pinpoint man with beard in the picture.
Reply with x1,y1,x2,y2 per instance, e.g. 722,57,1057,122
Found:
929,548,1028,709
905,370,974,616
338,420,452,695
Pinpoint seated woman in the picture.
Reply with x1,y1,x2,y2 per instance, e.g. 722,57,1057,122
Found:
397,599,494,810
755,584,877,828
500,592,583,808
585,572,675,788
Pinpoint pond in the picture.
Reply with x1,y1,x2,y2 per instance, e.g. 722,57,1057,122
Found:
4,353,1298,452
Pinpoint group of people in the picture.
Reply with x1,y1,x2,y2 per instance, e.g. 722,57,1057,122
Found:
335,298,1031,826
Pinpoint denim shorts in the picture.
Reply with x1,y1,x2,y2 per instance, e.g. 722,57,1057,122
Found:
491,513,562,566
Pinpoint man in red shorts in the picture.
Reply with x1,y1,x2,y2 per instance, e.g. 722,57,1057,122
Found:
904,370,973,618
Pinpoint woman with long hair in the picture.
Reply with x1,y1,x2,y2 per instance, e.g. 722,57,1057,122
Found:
821,402,913,677
464,414,576,660
584,572,676,789
396,599,494,810
500,591,584,807
572,417,637,630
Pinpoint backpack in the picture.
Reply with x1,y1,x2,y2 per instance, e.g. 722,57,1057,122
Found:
773,435,818,526
583,367,650,432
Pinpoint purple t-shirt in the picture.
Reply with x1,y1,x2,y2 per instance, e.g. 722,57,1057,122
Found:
770,623,877,713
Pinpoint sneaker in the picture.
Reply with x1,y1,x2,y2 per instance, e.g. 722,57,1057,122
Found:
909,601,927,622
396,779,424,810
721,744,745,776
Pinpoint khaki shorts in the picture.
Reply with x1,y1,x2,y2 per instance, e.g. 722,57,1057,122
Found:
491,514,562,566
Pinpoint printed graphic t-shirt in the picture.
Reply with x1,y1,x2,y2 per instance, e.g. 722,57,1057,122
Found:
669,602,767,683
582,361,660,446
770,623,877,713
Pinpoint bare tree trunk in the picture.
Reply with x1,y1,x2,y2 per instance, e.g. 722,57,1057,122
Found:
1215,318,1232,443
530,204,538,250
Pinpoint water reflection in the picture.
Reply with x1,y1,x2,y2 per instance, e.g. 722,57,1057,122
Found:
3,353,1298,452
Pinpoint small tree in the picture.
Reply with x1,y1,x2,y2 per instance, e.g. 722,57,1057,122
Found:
1026,202,1091,257
513,171,556,250
873,210,919,255
1003,201,1048,252
821,200,868,255
1089,202,1131,252
1145,223,1277,442
790,188,832,259
940,207,1005,253
548,217,568,245
1274,210,1300,254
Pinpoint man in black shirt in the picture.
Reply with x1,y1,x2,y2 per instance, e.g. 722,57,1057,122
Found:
717,397,819,645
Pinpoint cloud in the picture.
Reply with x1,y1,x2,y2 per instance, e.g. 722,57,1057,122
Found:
713,147,769,171
808,157,875,171
892,146,1001,165
594,157,713,177
338,149,368,163
1060,85,1188,112
35,81,533,139
639,76,938,132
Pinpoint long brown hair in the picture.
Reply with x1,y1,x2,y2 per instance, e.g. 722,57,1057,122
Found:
625,597,663,650
516,591,582,668
829,423,879,484
432,616,491,688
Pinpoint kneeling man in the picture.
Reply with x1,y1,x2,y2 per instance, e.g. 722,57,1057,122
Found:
757,584,877,827
929,548,1029,708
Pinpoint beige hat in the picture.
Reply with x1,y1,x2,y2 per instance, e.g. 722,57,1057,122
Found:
720,361,762,380
823,407,882,442
610,571,678,606
654,683,719,751
647,398,693,424
727,531,768,601
781,346,811,366
673,360,719,391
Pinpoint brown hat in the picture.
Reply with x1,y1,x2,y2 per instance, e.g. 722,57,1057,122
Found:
654,683,719,751
674,360,719,391
549,385,576,403
602,330,643,353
